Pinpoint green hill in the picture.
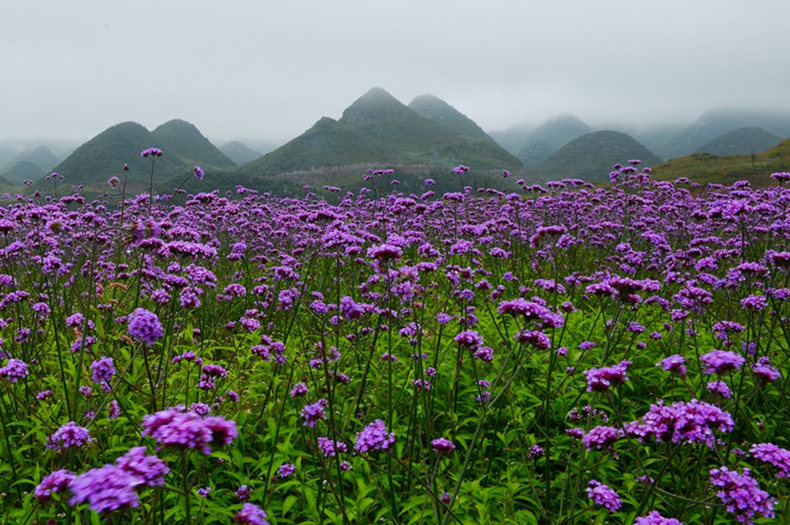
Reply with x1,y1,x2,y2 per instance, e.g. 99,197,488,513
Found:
490,123,537,156
518,114,591,169
47,120,234,194
651,138,790,188
152,119,236,169
664,108,790,159
533,130,662,182
408,94,494,142
695,127,783,156
2,161,44,185
220,140,262,166
239,87,525,186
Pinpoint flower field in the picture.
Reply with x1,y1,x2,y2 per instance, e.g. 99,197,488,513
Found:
1,162,790,524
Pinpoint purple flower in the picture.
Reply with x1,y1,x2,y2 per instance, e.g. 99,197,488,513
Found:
115,446,169,487
34,469,75,500
707,380,732,398
431,437,456,455
90,356,115,384
583,426,623,451
318,436,348,457
236,484,251,501
657,354,687,377
750,443,790,478
193,165,204,180
354,419,396,454
69,464,141,513
301,399,327,427
141,147,163,157
47,421,92,450
235,503,269,525
453,164,469,175
0,358,29,382
586,480,622,512
290,382,309,397
709,467,776,524
634,511,683,524
277,463,296,479
141,407,236,454
127,308,164,345
699,350,745,375
625,399,734,448
752,357,780,382
197,486,210,498
584,360,632,392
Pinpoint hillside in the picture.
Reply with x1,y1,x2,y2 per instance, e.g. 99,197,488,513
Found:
239,87,525,185
518,114,592,169
490,123,537,156
695,127,782,156
152,119,236,168
220,141,262,166
663,108,790,159
533,130,662,182
651,138,790,188
408,94,493,142
48,120,235,193
2,161,44,185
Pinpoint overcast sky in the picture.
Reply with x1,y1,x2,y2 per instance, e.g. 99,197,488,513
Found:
2,0,789,144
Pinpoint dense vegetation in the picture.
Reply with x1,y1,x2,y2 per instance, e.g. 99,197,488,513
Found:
1,157,789,523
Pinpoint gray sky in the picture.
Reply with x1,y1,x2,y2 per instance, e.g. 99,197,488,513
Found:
3,0,790,144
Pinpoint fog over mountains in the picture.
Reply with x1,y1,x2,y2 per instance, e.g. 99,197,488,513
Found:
6,87,790,196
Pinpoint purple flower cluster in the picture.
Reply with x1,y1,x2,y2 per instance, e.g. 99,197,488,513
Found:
301,399,327,427
699,350,745,375
354,419,396,454
583,425,623,451
46,421,92,450
586,479,622,512
235,503,269,525
626,399,734,448
69,464,141,513
750,442,790,478
0,358,29,382
431,437,456,455
127,307,164,345
634,511,683,524
709,466,775,524
34,469,75,500
141,407,237,454
657,354,687,377
90,356,115,384
584,360,632,392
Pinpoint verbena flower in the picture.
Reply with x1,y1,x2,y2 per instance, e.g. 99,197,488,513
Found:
140,407,237,454
34,469,75,500
69,464,141,513
657,354,687,377
354,419,395,454
141,147,163,157
235,502,269,525
431,437,456,455
709,466,775,524
301,399,327,427
0,358,29,382
750,443,790,478
699,350,745,374
626,399,734,448
586,480,622,512
127,308,164,345
634,510,683,524
584,360,632,392
90,356,115,384
115,446,169,487
47,421,92,451
277,463,296,478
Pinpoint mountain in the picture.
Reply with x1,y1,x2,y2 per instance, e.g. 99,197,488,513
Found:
2,161,44,185
490,123,537,156
49,120,234,193
664,108,790,159
151,119,236,168
239,87,525,190
1,145,59,184
651,138,790,188
533,130,662,182
695,127,782,156
220,141,262,165
408,94,493,142
518,114,592,169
